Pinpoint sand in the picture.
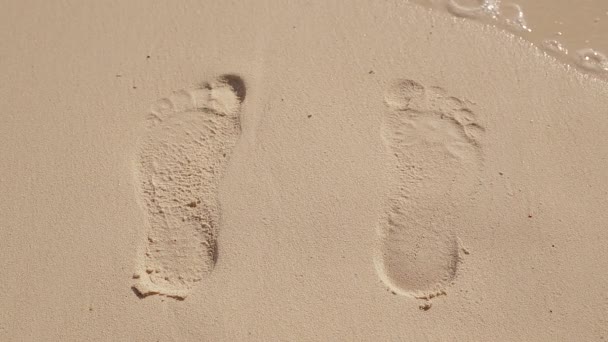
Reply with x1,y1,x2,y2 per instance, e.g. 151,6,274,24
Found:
1,0,607,340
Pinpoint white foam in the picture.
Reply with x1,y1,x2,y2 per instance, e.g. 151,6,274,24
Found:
413,0,608,79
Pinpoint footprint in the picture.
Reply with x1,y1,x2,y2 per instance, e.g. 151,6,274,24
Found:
375,79,484,300
132,74,246,299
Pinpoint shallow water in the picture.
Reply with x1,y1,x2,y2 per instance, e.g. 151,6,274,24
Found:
411,0,608,78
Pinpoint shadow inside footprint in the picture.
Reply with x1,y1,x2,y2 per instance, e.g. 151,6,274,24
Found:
376,79,484,300
132,74,246,300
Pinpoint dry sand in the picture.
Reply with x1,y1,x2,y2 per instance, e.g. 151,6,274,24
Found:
1,0,607,340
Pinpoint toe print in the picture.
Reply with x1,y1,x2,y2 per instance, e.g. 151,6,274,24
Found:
376,79,484,300
132,75,246,299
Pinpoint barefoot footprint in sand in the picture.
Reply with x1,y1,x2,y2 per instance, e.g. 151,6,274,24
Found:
375,79,484,300
132,75,246,299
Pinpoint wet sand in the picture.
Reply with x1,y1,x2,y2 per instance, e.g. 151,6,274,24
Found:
1,1,607,340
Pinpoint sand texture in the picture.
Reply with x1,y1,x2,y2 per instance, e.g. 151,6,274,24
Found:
377,79,483,299
1,0,608,341
133,75,245,299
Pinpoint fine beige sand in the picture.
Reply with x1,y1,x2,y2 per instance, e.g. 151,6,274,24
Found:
1,1,608,340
